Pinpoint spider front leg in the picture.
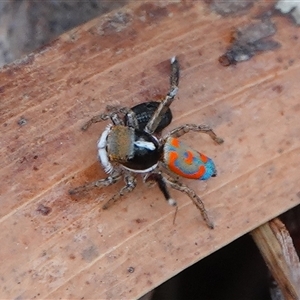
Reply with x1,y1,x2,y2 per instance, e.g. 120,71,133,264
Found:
162,124,224,145
145,57,180,134
164,176,214,229
102,172,137,210
124,109,139,129
106,105,141,129
81,106,127,131
69,170,122,195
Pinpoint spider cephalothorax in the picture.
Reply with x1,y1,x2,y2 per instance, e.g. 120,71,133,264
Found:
99,124,160,173
69,57,223,228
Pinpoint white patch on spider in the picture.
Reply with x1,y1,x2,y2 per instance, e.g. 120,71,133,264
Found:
170,56,176,64
122,163,158,173
169,87,178,98
134,140,156,150
99,149,113,174
98,125,113,174
168,198,177,206
98,124,111,149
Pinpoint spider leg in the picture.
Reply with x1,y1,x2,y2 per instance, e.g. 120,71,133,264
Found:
106,105,140,128
106,105,127,113
110,112,125,126
145,173,177,206
102,172,137,210
81,114,111,131
145,57,179,134
164,176,214,229
81,108,126,131
162,124,224,145
69,171,122,194
124,109,139,129
170,56,180,89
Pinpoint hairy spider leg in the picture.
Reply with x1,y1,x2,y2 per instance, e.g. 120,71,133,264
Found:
145,173,177,206
102,172,137,209
170,56,180,88
162,124,224,145
69,170,122,194
164,176,214,229
124,109,139,129
105,105,140,129
81,107,126,131
145,56,180,134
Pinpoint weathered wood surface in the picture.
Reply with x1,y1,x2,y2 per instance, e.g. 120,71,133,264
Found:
252,219,300,299
0,1,299,299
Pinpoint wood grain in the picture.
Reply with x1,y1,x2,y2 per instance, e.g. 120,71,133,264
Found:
0,1,300,298
252,219,300,299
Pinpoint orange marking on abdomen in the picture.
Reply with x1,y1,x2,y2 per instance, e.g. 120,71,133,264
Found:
170,137,180,148
200,153,208,163
168,153,206,179
188,165,206,179
169,151,178,166
184,151,194,165
165,137,209,180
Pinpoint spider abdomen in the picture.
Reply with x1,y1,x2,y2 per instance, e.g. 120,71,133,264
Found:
163,137,217,180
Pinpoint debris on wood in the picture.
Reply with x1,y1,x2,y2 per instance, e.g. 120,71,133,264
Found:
219,19,280,66
209,0,256,16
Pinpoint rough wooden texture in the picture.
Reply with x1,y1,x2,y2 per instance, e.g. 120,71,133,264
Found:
252,219,300,299
1,1,300,299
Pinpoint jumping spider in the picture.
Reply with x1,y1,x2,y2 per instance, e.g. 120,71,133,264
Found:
69,57,223,229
